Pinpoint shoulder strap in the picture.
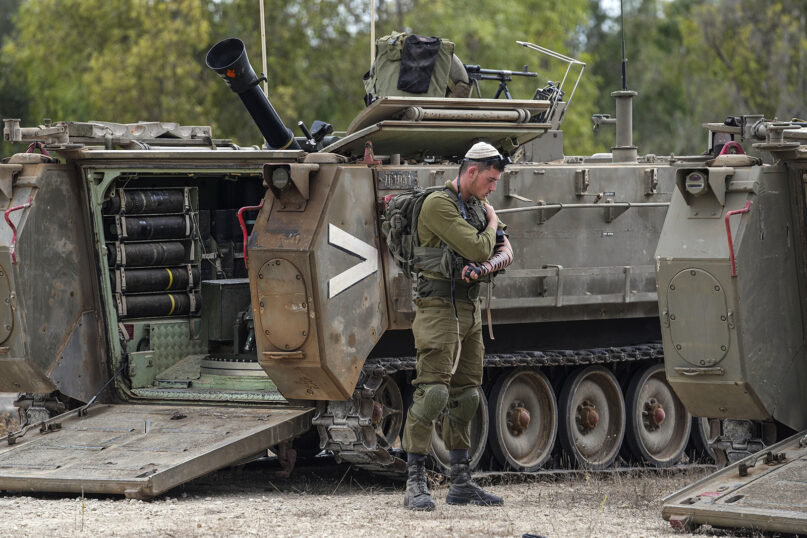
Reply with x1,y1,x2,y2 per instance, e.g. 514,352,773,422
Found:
411,186,450,245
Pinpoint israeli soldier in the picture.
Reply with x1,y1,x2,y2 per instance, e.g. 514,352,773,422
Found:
402,142,514,510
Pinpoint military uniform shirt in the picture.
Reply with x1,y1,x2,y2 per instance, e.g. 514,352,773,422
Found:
417,180,505,280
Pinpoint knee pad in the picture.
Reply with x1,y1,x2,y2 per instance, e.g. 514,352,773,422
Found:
448,387,479,423
411,383,449,422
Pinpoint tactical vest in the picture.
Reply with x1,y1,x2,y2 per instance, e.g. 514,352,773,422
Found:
382,183,490,278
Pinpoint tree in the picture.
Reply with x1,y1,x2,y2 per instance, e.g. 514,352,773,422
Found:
0,0,27,157
3,0,215,126
585,0,806,155
685,0,806,120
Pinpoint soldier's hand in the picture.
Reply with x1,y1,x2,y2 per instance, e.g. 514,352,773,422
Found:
484,203,498,230
461,263,483,283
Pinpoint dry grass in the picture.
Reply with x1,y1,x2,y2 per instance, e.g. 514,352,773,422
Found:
0,460,751,538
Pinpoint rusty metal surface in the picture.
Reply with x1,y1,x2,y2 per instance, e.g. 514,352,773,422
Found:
251,161,386,400
0,357,57,393
257,258,309,351
46,311,105,402
0,263,12,344
0,404,313,498
0,164,108,401
662,430,807,534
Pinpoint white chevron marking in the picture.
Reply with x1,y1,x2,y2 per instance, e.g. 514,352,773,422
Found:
328,224,378,299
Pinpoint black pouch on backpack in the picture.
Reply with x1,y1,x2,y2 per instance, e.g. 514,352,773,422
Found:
397,34,442,93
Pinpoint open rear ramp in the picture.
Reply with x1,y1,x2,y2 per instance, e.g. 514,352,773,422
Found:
662,430,807,534
0,404,313,499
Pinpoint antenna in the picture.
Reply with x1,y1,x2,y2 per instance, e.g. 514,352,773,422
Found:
620,0,627,90
259,0,269,96
370,0,376,68
590,1,637,162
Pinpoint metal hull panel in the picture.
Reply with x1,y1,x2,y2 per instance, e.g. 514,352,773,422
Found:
0,404,312,498
662,430,807,534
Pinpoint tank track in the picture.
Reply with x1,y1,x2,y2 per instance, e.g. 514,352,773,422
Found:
370,343,663,373
312,343,664,476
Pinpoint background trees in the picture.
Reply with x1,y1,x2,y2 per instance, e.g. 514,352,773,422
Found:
1,0,804,157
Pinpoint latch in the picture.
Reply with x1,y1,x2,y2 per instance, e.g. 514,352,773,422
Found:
738,450,787,476
644,168,658,195
575,169,590,196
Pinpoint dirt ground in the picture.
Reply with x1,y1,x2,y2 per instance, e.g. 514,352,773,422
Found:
0,460,746,538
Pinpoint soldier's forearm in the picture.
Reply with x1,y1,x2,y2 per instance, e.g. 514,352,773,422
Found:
485,236,514,273
461,236,514,282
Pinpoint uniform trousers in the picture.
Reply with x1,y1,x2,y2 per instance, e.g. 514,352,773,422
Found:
401,295,484,455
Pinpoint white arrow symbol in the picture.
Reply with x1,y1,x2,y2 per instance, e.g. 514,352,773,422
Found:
328,223,379,299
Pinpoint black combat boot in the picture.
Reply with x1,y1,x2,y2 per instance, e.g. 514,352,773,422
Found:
446,449,504,506
403,453,435,511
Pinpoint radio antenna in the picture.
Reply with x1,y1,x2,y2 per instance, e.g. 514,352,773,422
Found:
370,0,376,68
259,0,269,96
620,0,627,90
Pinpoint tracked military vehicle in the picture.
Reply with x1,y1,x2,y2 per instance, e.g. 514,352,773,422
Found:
653,117,807,533
0,36,697,499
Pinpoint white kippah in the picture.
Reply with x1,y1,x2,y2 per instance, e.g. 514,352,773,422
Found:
464,141,501,160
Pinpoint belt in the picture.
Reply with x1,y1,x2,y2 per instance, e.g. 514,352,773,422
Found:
416,276,481,302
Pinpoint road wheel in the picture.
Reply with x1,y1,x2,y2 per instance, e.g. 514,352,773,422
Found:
429,387,488,473
488,368,557,471
558,366,625,469
371,375,404,448
624,364,691,466
688,417,718,462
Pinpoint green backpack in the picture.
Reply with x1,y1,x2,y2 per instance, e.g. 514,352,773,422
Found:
381,187,457,279
363,32,455,105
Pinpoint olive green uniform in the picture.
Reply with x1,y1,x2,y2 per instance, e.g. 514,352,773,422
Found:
402,180,503,455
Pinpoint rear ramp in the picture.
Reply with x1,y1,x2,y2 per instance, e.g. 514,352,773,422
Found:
662,430,807,534
0,404,312,499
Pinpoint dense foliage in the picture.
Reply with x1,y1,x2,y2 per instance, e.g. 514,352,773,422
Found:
0,0,804,157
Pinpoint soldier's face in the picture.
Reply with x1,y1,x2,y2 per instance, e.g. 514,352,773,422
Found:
470,165,500,199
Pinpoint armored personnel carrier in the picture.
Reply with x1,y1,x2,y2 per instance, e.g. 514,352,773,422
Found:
0,36,693,498
654,117,807,533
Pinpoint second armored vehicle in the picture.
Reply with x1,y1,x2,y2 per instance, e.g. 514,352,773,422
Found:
654,116,807,533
